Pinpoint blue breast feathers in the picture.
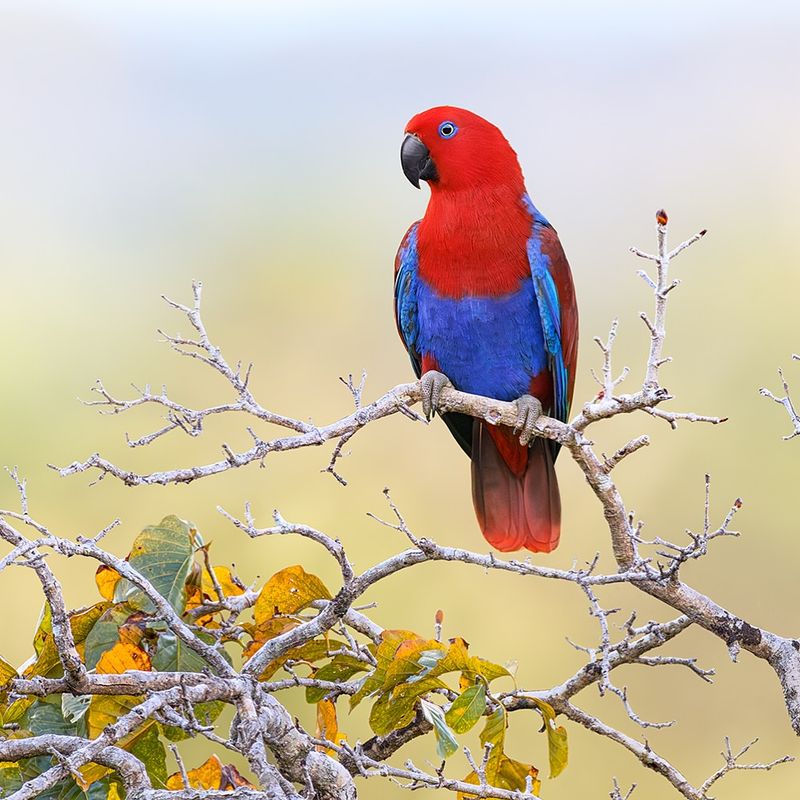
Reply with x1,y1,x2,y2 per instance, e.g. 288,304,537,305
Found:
415,277,547,402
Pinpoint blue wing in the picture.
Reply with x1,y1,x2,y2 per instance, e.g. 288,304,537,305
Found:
522,194,569,424
394,222,422,378
393,221,474,456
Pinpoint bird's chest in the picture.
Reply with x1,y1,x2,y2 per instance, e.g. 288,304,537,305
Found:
415,278,547,401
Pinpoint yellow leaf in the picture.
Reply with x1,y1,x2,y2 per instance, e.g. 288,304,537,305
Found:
242,619,297,659
186,567,244,628
78,762,110,788
202,566,244,600
184,584,217,628
96,642,151,674
32,603,52,656
87,695,142,739
106,783,124,800
84,643,150,745
433,637,472,675
0,656,17,695
349,630,423,709
529,698,569,778
95,565,121,601
84,643,155,783
0,697,33,726
166,754,223,790
315,699,343,754
495,756,541,795
253,565,331,627
83,696,158,780
246,636,341,681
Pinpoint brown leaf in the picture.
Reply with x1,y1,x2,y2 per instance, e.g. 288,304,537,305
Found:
220,763,256,789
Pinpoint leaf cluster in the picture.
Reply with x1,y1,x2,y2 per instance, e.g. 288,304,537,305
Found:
0,515,568,798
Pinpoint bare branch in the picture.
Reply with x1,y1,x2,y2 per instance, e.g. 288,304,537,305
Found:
699,737,793,796
761,366,800,439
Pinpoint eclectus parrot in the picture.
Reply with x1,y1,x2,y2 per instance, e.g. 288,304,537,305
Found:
395,107,578,553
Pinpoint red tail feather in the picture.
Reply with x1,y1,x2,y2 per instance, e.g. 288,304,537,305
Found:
471,422,561,553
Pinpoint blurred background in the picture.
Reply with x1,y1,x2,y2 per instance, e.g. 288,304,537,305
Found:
1,0,800,797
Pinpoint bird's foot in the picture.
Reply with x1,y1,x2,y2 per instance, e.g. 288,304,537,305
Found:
419,370,451,420
513,394,543,445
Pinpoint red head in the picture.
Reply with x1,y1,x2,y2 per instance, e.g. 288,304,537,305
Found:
401,106,524,194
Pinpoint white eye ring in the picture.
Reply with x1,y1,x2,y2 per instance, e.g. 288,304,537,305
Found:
438,121,458,139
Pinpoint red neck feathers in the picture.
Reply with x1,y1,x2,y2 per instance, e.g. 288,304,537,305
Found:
417,182,532,297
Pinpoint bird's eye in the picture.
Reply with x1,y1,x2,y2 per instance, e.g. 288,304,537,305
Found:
438,121,458,139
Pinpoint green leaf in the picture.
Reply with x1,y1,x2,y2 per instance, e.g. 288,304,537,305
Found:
529,698,568,778
445,682,486,734
420,699,458,759
305,657,369,704
368,677,448,735
151,632,212,673
468,657,512,684
127,724,167,788
115,516,195,613
0,765,22,794
149,631,225,740
25,697,78,737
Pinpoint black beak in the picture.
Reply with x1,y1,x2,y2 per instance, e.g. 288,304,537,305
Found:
401,134,438,189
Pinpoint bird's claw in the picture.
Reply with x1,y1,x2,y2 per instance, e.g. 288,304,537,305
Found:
419,370,451,420
514,394,543,445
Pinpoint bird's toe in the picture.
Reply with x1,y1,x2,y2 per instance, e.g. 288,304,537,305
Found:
514,394,543,445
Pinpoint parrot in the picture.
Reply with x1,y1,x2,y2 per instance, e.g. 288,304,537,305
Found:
394,106,578,553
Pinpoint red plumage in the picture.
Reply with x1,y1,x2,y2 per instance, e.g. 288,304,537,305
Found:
396,106,578,554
